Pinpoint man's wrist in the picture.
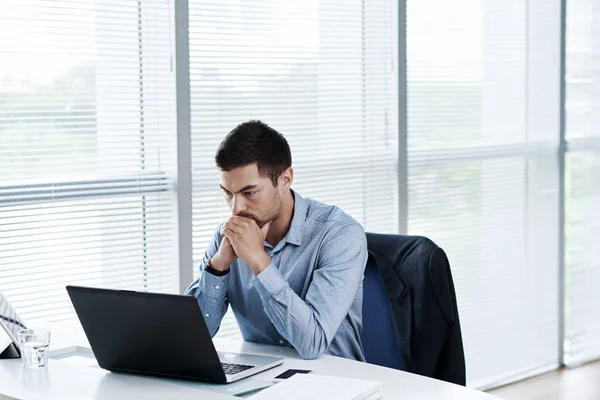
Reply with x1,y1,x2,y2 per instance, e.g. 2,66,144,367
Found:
249,253,272,276
204,260,229,276
209,254,232,272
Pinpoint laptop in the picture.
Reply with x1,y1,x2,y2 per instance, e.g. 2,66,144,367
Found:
66,285,283,384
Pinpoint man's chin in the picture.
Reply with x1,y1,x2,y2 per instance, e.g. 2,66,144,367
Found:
256,220,270,228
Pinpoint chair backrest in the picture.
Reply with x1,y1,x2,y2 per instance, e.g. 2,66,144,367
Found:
362,232,466,386
361,255,404,370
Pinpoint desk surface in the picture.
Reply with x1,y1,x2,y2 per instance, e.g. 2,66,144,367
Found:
0,336,499,400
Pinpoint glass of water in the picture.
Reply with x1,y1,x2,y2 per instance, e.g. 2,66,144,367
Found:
17,329,51,369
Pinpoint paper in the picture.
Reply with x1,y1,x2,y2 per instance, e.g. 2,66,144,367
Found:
249,374,383,400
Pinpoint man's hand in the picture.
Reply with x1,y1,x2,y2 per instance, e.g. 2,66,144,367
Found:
222,216,272,275
210,234,237,272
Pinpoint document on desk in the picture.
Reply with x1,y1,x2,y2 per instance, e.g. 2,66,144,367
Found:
249,374,383,400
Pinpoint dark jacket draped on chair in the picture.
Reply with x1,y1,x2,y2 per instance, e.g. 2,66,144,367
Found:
363,233,466,386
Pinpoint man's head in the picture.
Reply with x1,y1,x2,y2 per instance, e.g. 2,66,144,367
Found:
215,120,293,226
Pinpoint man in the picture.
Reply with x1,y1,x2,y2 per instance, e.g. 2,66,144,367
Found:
185,120,368,361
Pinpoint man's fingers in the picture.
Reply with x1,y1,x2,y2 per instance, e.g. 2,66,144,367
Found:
232,216,254,227
220,235,238,254
227,217,245,228
220,221,233,235
222,225,238,236
223,221,242,234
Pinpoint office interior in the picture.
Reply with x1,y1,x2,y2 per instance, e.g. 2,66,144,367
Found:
0,0,599,399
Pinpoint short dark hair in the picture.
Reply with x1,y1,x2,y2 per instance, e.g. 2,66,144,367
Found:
215,120,292,186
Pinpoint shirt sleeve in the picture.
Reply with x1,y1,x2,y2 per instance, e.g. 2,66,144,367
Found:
184,225,230,338
251,223,367,359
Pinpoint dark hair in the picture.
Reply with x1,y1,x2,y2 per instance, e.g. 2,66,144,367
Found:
215,120,292,186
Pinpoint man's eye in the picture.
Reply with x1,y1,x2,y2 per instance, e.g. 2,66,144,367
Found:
223,191,233,198
244,191,255,197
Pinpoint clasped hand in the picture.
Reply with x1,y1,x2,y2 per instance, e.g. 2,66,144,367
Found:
221,216,271,275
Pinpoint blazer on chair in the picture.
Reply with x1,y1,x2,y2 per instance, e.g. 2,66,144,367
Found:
365,233,466,386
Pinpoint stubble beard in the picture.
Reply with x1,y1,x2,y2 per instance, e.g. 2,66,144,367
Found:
239,191,281,228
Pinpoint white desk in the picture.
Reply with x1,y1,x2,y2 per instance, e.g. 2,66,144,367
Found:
0,336,500,399
217,340,499,399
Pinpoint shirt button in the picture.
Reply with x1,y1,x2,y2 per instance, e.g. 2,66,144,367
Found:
214,285,220,290
205,313,210,318
279,340,284,344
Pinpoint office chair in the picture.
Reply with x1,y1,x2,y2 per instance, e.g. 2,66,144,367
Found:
361,253,405,370
361,233,466,386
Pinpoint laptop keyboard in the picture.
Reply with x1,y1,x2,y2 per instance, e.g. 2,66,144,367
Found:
221,362,255,375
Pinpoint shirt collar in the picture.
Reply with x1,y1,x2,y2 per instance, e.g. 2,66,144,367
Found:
285,189,306,246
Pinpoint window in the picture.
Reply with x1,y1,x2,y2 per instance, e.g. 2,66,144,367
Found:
188,0,398,339
406,0,561,387
0,0,177,324
3,0,598,391
564,0,600,366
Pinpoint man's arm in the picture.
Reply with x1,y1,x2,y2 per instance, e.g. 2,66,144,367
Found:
184,226,231,337
252,224,367,359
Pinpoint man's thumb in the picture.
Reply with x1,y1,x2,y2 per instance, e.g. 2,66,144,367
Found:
261,221,272,238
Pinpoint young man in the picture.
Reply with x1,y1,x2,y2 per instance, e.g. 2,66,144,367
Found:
185,120,368,361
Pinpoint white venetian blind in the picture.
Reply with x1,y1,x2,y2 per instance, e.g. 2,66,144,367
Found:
564,0,600,366
406,0,561,388
0,0,177,324
189,0,398,339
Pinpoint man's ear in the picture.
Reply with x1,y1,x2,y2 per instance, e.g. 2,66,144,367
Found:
278,167,294,189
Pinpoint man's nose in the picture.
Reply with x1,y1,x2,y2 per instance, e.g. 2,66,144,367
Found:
231,195,246,215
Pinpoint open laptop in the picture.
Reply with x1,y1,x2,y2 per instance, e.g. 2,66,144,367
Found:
66,285,283,384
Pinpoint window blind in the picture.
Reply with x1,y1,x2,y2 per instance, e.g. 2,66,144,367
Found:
406,0,561,388
189,0,398,339
564,0,600,366
0,0,177,324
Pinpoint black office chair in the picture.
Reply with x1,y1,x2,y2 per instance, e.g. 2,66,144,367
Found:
361,233,466,386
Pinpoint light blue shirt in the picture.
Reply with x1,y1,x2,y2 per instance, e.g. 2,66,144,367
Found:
185,190,368,361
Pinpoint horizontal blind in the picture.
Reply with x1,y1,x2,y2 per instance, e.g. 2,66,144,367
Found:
407,0,561,388
0,0,177,324
565,152,600,365
564,0,600,365
189,0,398,339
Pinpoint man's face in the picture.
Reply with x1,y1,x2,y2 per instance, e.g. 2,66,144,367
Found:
219,164,283,227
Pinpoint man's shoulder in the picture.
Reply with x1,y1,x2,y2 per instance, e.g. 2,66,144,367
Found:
304,197,363,233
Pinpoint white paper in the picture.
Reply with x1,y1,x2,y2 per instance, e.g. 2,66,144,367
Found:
249,374,383,400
